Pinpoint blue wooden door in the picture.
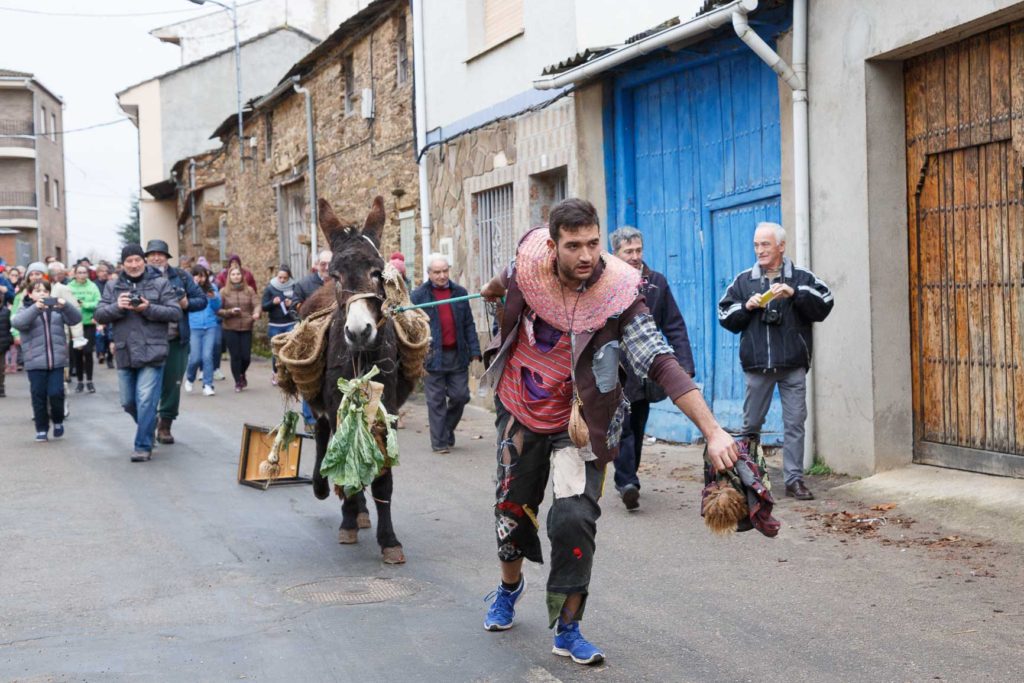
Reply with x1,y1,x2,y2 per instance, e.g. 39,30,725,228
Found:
611,40,784,443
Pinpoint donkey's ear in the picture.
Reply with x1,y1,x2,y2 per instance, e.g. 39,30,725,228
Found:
361,195,386,245
319,198,345,244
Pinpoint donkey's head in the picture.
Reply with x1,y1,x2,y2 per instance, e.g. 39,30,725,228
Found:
319,195,387,351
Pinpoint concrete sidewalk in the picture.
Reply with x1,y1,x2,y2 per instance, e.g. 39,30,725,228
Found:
832,465,1024,546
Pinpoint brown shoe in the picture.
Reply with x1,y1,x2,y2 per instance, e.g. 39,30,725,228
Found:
156,417,175,445
785,480,814,500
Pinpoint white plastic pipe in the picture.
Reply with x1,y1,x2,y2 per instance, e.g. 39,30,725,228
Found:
412,0,432,280
293,81,318,260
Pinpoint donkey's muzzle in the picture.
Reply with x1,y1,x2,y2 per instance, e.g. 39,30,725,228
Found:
345,322,375,349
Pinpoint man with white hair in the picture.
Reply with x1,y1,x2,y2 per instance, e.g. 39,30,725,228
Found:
411,253,481,453
718,221,834,500
609,226,695,511
294,250,333,307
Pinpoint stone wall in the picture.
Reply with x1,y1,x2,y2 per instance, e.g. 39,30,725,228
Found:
424,95,579,401
217,1,419,290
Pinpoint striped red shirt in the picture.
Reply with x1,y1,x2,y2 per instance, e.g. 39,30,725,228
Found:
497,318,573,433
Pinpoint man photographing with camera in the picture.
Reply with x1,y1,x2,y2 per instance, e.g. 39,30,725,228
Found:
95,244,182,462
718,222,834,500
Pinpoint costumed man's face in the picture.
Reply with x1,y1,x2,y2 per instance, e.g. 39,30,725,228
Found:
550,223,602,286
615,237,644,271
753,226,785,271
123,255,146,278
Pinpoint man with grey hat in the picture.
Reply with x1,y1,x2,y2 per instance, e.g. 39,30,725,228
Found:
144,239,207,445
95,244,181,461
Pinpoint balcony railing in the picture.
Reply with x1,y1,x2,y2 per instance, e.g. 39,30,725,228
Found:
0,191,37,208
0,119,34,135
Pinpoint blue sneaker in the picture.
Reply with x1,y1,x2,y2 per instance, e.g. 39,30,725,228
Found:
35,431,48,442
483,575,526,631
552,621,605,665
52,423,64,439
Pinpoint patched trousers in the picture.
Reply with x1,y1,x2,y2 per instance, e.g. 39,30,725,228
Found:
493,396,605,627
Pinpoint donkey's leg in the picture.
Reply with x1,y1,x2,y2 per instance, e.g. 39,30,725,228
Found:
312,416,331,501
371,469,404,564
356,491,372,530
338,491,363,544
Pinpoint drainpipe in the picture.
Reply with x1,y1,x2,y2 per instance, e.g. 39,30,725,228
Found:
189,158,197,249
733,1,813,471
412,0,432,280
293,80,318,260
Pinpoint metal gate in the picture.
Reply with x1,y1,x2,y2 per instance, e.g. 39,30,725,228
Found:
610,38,784,442
906,25,1024,477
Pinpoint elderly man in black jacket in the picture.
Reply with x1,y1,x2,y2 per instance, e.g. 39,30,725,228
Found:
610,226,696,511
718,222,834,500
411,254,481,453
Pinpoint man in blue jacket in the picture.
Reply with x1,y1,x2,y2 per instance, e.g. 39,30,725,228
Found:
144,239,207,445
610,226,696,511
718,222,834,500
411,254,481,453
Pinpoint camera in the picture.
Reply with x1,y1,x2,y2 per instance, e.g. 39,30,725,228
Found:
129,295,143,307
42,297,58,307
761,306,783,326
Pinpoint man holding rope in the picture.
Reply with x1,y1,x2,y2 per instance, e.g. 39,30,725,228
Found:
479,198,738,665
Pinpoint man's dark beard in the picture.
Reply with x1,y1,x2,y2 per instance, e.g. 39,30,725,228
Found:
555,257,585,288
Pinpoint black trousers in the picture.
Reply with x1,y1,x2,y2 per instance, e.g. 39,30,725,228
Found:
222,329,252,383
28,368,65,432
71,323,96,382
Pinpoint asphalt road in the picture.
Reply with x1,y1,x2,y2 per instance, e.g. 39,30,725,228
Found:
1,360,1022,682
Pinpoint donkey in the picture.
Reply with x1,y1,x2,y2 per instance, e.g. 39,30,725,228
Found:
306,196,416,564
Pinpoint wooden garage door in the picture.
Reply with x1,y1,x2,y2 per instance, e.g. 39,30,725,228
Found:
906,25,1024,477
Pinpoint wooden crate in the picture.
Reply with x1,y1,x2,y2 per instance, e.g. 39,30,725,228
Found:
237,423,314,489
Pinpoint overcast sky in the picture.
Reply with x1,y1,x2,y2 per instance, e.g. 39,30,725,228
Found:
0,0,225,262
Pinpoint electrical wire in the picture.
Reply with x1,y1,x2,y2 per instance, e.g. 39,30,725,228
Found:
0,5,209,18
30,118,132,137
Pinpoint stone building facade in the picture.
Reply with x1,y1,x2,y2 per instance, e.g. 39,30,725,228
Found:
207,0,419,289
172,148,226,267
423,95,579,401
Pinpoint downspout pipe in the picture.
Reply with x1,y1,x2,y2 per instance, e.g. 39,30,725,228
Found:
189,158,197,249
734,1,813,471
412,0,432,280
293,80,318,261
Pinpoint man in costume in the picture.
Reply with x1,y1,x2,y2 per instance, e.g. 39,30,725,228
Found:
610,225,695,511
718,221,833,500
479,198,738,665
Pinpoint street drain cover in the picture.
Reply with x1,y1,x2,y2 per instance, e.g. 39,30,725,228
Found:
284,576,421,605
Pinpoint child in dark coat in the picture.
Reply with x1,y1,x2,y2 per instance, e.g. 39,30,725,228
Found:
12,280,82,441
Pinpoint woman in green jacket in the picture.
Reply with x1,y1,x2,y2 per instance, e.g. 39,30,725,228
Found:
67,264,101,393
